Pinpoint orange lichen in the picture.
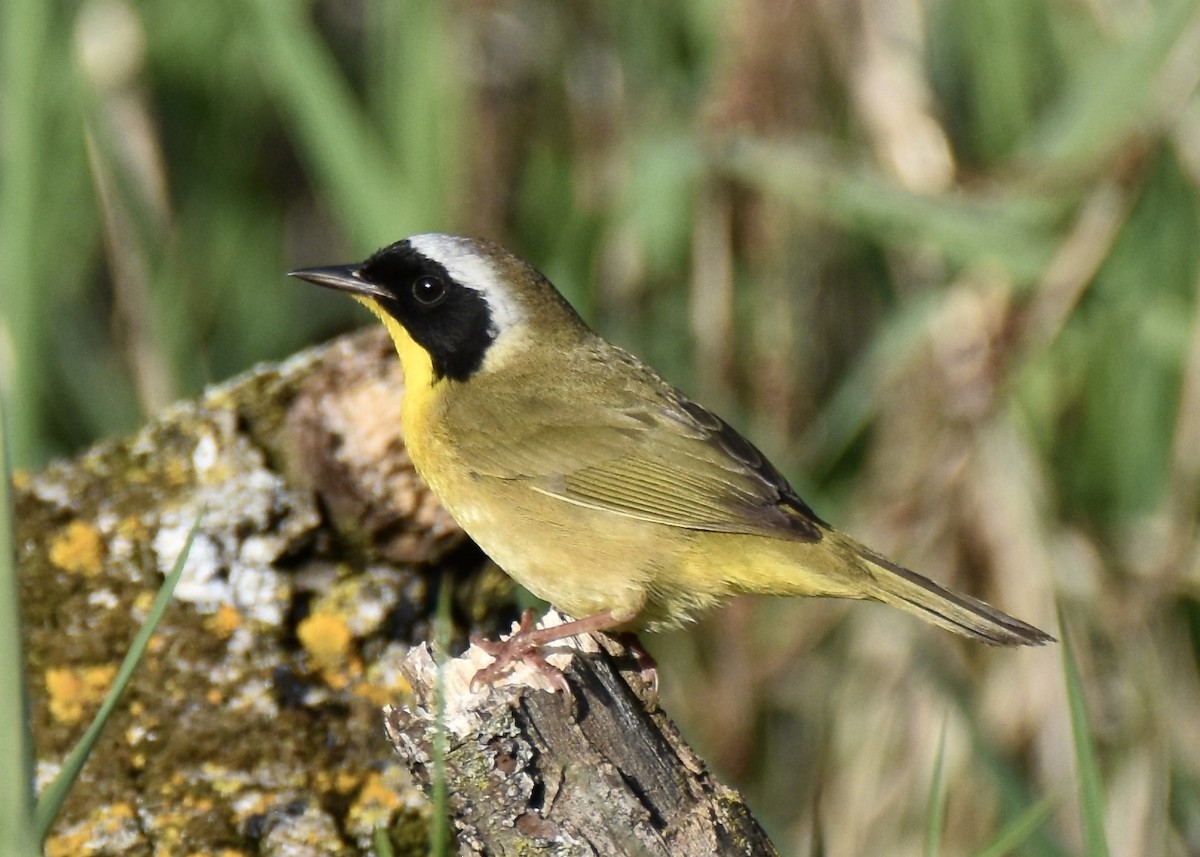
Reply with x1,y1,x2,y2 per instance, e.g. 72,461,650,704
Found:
204,604,242,639
336,771,361,794
358,659,414,706
45,831,91,857
297,613,353,669
314,769,362,796
317,659,357,692
103,804,135,823
44,803,137,857
357,772,402,808
353,669,412,707
48,521,104,577
45,664,118,724
183,796,215,813
346,771,403,832
163,458,189,486
352,681,395,707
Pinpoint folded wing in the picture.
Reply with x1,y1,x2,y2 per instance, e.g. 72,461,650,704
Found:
452,375,825,542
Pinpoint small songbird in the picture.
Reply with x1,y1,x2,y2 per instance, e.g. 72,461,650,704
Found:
291,234,1052,684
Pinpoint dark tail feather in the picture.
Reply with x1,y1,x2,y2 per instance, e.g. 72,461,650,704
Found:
855,543,1054,647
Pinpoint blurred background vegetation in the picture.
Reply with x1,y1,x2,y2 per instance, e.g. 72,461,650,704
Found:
3,0,1200,853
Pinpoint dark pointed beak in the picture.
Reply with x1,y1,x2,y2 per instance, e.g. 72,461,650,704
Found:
288,264,392,301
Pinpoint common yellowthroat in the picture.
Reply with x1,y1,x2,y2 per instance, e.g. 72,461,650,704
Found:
291,234,1052,681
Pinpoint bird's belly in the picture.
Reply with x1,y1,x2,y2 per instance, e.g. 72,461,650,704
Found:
427,474,729,630
450,485,660,617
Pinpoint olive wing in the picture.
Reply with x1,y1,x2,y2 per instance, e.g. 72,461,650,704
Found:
454,386,824,542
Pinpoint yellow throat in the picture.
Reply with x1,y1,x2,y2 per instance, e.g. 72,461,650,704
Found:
357,296,437,457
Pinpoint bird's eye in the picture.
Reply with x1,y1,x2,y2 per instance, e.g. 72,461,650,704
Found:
412,275,447,306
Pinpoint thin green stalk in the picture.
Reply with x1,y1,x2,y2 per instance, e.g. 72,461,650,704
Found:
34,518,201,841
243,0,407,246
924,717,949,857
0,0,53,467
429,581,452,857
1059,608,1111,857
970,796,1057,857
0,390,38,855
372,824,395,857
1031,0,1200,166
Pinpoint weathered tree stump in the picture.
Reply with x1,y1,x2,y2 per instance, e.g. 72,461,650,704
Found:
385,614,778,856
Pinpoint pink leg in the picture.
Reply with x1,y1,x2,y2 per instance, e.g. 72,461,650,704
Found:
613,631,659,692
470,609,626,692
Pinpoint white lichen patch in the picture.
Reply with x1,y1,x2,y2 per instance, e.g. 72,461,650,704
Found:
35,759,63,794
27,468,75,510
87,588,120,610
228,562,289,627
260,803,346,854
155,527,225,605
150,410,320,628
191,431,219,474
239,533,282,566
225,676,280,718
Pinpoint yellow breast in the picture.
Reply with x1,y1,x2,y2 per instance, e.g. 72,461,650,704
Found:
358,297,438,466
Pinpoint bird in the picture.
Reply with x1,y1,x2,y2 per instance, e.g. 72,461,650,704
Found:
290,234,1053,686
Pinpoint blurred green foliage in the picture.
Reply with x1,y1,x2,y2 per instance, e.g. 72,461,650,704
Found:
4,0,1200,854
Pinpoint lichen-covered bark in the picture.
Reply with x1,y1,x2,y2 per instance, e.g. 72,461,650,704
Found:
386,618,779,856
18,329,511,856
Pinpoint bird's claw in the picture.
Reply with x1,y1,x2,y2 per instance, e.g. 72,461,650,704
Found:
469,609,570,693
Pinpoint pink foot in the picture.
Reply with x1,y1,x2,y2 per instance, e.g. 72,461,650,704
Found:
469,609,627,693
470,610,570,692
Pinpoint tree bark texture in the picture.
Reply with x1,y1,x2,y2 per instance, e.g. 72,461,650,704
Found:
385,616,778,856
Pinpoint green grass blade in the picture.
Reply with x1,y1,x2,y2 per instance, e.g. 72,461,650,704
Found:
1030,0,1200,167
928,656,1069,857
925,717,949,857
33,517,201,841
809,791,826,857
372,824,395,857
429,580,452,857
364,0,459,230
1059,608,1111,857
0,391,38,855
243,0,406,246
970,796,1057,857
0,0,53,468
720,138,1060,283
